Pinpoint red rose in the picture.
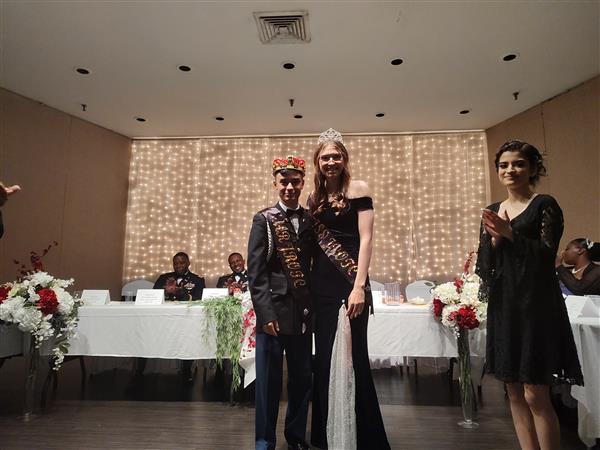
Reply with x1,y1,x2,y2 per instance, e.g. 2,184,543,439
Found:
453,278,464,293
450,306,479,330
37,288,59,315
0,286,10,304
432,298,444,317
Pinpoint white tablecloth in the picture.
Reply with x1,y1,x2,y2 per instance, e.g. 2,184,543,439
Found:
369,303,486,361
570,316,600,448
67,302,216,359
0,323,24,358
65,302,484,378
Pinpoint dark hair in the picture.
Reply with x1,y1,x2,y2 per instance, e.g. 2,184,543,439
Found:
173,252,189,261
494,139,547,185
570,238,600,262
228,252,243,261
310,141,351,214
273,168,304,177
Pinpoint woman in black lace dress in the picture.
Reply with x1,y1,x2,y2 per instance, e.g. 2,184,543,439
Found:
477,140,583,450
309,130,390,450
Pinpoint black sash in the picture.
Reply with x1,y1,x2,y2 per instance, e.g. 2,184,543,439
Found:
261,207,311,298
313,218,366,287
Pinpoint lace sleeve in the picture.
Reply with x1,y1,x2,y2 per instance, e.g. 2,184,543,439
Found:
540,201,564,254
475,217,493,299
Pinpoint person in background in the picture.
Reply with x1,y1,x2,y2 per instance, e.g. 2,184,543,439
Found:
154,252,205,301
556,238,600,296
217,252,248,293
0,182,21,239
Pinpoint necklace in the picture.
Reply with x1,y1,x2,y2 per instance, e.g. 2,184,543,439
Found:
571,264,589,275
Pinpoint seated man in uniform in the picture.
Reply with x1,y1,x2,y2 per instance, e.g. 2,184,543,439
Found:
216,252,248,293
154,252,205,301
139,252,204,381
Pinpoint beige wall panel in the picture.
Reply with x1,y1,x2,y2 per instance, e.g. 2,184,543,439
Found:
60,117,130,298
0,88,131,298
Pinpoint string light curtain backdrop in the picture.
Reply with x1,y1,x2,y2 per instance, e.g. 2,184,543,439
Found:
123,133,488,286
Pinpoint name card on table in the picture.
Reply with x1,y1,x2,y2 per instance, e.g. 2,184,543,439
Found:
81,290,111,305
135,289,164,305
201,288,229,300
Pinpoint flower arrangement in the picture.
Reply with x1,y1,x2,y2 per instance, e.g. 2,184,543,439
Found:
0,243,82,370
194,291,255,392
431,251,487,336
431,251,487,428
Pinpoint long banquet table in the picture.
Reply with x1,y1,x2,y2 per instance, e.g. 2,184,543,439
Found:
63,302,486,362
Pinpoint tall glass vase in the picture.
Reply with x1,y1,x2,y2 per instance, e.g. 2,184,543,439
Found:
23,337,39,421
457,329,479,428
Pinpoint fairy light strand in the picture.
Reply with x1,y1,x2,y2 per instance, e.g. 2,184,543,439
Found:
123,133,487,285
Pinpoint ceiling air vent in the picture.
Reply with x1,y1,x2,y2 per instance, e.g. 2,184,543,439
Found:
253,11,311,44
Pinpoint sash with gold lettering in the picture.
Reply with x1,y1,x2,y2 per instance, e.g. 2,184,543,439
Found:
261,207,312,302
312,217,371,292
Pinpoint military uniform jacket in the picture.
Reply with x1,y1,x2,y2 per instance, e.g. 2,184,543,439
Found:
247,203,316,335
153,271,205,300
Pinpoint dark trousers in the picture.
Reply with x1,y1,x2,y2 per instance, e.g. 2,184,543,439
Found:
255,332,312,450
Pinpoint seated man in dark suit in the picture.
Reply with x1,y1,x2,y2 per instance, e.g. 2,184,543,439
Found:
154,252,205,301
216,252,248,293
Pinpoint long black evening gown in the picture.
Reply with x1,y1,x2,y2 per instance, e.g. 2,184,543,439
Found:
476,194,583,385
310,196,390,450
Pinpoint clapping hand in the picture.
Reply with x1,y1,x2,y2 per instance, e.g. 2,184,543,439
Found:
0,183,21,207
165,277,178,295
482,209,513,241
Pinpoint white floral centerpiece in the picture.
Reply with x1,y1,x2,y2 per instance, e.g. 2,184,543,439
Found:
430,251,487,429
0,270,82,370
431,252,487,336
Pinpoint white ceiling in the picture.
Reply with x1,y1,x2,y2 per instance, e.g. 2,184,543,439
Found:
1,1,598,138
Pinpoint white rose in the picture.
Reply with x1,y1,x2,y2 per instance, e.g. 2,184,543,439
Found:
433,282,460,304
29,272,54,288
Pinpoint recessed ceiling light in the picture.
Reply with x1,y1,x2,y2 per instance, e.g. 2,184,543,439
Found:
390,58,403,66
502,53,519,62
135,117,146,122
282,62,295,70
178,65,191,72
294,114,303,119
75,67,90,75
459,109,470,115
215,116,225,121
375,113,385,118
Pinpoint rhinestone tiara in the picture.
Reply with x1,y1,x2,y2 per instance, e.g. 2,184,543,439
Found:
317,128,344,145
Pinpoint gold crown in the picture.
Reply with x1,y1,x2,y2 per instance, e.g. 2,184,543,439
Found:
272,156,306,174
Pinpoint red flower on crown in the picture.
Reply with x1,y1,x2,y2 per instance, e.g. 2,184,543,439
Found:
272,156,306,174
37,288,59,315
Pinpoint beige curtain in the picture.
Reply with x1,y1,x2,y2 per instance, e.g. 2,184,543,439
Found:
123,132,488,286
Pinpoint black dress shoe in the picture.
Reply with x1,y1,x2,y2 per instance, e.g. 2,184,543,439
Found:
288,442,310,450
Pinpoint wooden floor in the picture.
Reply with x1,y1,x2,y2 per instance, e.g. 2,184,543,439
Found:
0,357,587,450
